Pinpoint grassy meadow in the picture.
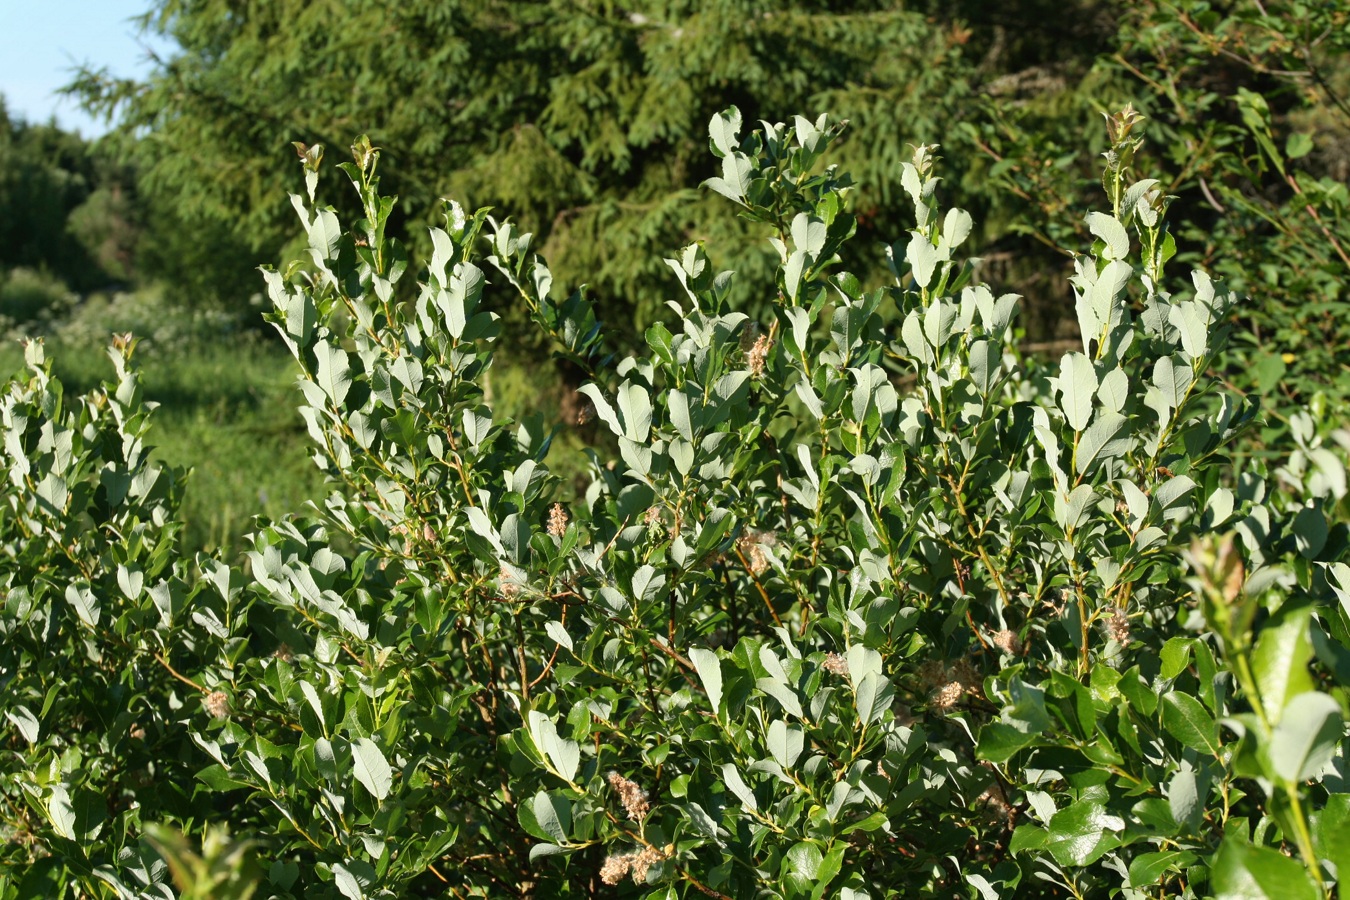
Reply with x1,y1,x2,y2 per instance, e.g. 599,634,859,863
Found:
0,270,599,561
1,275,325,559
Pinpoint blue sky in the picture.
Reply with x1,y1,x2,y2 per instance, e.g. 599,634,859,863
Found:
0,0,175,136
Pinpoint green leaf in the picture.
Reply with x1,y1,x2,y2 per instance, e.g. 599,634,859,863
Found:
5,706,39,744
1286,132,1314,160
810,845,846,899
791,213,827,257
1127,850,1198,888
967,873,1000,900
1210,838,1321,900
1058,351,1096,431
1086,211,1129,260
332,862,368,900
942,207,973,250
65,582,99,628
705,152,753,203
308,208,342,260
298,681,326,731
708,108,742,157
195,764,254,793
1076,411,1129,475
529,843,568,861
1118,667,1159,715
722,764,758,812
351,738,393,802
116,565,144,600
669,391,693,442
1329,563,1350,614
1008,824,1048,855
757,676,804,719
1055,484,1098,532
531,791,570,843
1121,178,1160,222
690,647,723,716
1044,801,1123,866
1161,691,1221,755
1292,506,1328,560
46,785,77,840
1312,794,1350,881
794,380,825,419
1268,691,1341,783
577,384,622,436
854,672,892,726
907,233,939,289
462,407,492,451
1097,366,1129,412
45,786,104,842
667,438,693,476
1168,763,1201,832
314,738,338,781
767,720,804,769
976,722,1040,763
1169,302,1208,360
968,339,999,395
900,311,933,365
544,620,572,651
1160,637,1195,680
313,340,351,406
1251,603,1314,726
1152,355,1192,413
922,296,957,348
787,842,822,879
528,711,581,783
617,381,652,443
35,472,68,516
277,279,317,347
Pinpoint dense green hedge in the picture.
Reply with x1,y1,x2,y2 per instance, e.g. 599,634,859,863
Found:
3,108,1350,899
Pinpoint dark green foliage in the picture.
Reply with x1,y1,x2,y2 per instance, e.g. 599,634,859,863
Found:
958,0,1350,418
0,339,202,893
0,102,109,293
73,1,971,335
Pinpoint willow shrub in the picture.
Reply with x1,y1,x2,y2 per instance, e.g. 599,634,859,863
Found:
3,109,1350,899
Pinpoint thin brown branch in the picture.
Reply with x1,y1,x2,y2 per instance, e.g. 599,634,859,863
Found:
153,651,206,694
1284,171,1350,269
733,544,784,628
648,637,695,673
1198,176,1227,213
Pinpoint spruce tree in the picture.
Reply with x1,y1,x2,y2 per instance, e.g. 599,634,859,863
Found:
74,0,974,335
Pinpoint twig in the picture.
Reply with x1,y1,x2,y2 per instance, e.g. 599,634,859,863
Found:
648,638,695,673
153,651,206,694
1198,176,1227,213
733,544,784,628
1284,171,1350,269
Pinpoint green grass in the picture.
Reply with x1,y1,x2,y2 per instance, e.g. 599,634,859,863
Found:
0,332,327,562
0,283,605,562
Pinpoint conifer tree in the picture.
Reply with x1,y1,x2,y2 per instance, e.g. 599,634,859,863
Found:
74,0,1349,405
74,0,973,333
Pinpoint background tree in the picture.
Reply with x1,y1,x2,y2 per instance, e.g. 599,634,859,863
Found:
65,1,1350,378
0,101,107,292
950,0,1350,415
71,0,974,337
